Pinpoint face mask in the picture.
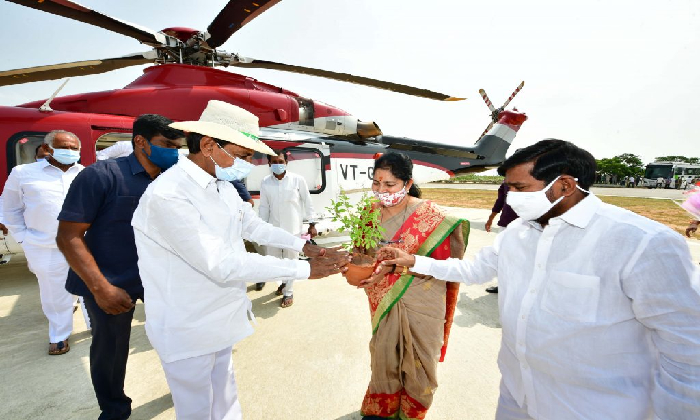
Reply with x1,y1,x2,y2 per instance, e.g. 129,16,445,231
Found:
49,148,80,165
506,176,589,221
374,185,408,207
145,140,179,170
209,144,254,182
271,163,286,175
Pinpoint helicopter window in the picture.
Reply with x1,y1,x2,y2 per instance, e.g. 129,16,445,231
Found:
8,133,47,169
296,98,315,126
95,132,133,152
245,147,325,195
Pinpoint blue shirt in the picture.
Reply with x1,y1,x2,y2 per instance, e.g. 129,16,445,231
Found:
59,153,153,299
231,179,252,201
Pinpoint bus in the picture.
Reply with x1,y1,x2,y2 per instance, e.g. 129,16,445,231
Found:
642,161,700,188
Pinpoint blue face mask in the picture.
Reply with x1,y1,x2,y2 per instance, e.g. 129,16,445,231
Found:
144,140,179,170
270,163,286,175
209,144,254,182
49,147,80,165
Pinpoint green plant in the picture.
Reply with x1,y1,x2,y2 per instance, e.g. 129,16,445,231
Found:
326,190,385,253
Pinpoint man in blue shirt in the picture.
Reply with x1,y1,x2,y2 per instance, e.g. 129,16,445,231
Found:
56,114,185,420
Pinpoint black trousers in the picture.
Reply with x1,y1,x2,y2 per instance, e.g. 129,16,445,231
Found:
83,295,139,420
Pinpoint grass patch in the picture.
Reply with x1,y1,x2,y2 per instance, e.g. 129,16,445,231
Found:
422,188,696,239
433,174,504,184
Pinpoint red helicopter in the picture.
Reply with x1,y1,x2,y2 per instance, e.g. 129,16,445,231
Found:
0,0,527,258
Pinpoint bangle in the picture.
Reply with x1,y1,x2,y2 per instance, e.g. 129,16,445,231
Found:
401,265,409,276
391,264,397,273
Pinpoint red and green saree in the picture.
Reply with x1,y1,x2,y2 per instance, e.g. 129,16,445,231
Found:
361,199,469,420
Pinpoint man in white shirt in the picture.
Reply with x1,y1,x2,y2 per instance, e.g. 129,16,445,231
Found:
132,100,349,420
256,150,317,307
2,130,87,355
374,139,700,420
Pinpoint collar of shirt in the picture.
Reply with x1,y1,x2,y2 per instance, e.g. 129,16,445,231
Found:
527,193,602,230
41,157,83,174
178,156,218,190
127,152,148,176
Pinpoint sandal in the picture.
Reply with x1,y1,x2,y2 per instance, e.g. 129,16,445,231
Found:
275,284,286,296
48,340,70,355
281,294,293,308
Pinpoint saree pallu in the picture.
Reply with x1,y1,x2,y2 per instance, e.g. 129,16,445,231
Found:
361,200,469,420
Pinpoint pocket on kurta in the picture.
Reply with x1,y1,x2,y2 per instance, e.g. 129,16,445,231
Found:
541,271,600,323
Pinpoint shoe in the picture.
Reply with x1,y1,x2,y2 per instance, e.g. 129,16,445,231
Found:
485,286,498,294
254,282,264,291
48,339,70,355
281,294,293,308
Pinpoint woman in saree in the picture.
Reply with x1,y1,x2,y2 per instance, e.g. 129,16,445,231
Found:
360,153,469,420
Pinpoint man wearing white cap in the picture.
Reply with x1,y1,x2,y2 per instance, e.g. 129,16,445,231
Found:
131,100,349,420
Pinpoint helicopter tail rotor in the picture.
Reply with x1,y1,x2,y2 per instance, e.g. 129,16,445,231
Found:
477,81,525,140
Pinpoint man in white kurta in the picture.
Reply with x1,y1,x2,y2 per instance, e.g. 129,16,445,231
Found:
377,140,700,420
257,150,316,306
131,100,347,420
2,130,88,354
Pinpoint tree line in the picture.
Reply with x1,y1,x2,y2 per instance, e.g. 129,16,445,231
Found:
596,154,700,182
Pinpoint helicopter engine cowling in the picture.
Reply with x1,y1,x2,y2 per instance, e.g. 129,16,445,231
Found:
357,120,382,138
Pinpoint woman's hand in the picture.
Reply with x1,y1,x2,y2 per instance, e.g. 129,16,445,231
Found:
357,263,394,288
376,247,416,267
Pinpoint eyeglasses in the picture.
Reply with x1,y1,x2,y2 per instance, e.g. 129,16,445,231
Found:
216,143,246,160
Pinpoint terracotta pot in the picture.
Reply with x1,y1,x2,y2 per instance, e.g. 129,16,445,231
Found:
343,253,376,287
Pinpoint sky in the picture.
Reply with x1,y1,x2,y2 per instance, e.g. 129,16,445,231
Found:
1,0,698,167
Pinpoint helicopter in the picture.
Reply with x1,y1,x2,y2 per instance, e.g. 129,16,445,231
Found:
0,0,527,259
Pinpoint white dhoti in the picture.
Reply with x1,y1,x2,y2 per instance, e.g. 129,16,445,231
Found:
264,246,299,296
161,346,242,420
22,244,79,343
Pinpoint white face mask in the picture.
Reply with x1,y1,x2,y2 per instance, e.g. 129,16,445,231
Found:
506,176,589,221
506,176,564,221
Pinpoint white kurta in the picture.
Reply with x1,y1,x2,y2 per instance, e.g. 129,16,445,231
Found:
2,159,83,247
258,172,315,296
2,159,85,341
132,157,310,364
412,194,700,420
258,172,315,236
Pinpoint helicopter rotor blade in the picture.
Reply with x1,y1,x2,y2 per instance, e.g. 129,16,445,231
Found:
207,0,283,49
7,0,167,46
500,81,525,109
478,89,496,112
230,58,465,101
0,51,157,87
